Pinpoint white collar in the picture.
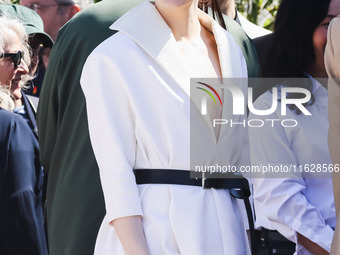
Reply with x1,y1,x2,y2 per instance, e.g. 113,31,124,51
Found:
109,1,238,97
110,1,228,64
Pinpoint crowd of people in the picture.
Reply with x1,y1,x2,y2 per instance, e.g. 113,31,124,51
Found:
1,0,340,255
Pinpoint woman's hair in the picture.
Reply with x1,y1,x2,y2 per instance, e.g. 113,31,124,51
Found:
263,0,331,78
262,0,331,113
0,15,32,89
0,86,14,111
199,0,226,29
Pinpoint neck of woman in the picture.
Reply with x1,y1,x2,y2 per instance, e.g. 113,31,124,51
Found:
15,97,23,108
307,62,328,87
218,0,236,19
155,1,202,41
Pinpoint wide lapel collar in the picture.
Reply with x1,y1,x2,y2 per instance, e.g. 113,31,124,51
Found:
110,1,189,96
111,2,245,143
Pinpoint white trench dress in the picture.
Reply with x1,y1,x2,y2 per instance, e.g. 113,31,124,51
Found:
80,2,250,254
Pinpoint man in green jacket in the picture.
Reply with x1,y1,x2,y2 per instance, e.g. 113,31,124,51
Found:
37,1,260,254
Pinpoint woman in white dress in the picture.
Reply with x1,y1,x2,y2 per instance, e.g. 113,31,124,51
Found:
80,0,250,254
249,0,340,254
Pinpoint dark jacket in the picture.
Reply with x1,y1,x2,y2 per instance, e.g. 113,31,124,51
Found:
0,108,47,255
22,90,38,138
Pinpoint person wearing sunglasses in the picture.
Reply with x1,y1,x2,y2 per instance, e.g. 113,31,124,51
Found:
0,4,54,138
0,51,23,68
0,51,26,95
0,34,29,108
0,15,48,255
0,4,54,101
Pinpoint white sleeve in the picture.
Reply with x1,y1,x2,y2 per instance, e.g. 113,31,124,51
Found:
80,49,143,223
249,94,334,251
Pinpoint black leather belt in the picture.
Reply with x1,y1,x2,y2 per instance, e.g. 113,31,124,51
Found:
133,169,256,255
262,230,293,242
134,169,250,191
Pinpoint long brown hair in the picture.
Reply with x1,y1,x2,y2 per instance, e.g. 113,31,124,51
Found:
199,0,226,29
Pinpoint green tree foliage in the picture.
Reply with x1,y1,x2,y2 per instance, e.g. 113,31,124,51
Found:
1,0,19,3
236,0,281,30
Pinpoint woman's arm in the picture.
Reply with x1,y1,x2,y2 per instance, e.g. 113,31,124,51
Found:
80,47,147,252
249,94,334,252
111,216,150,255
298,233,329,255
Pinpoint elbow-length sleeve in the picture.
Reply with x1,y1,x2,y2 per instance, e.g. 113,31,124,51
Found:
80,48,142,223
249,94,334,252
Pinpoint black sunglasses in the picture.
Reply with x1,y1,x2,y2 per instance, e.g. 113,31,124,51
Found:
0,51,23,69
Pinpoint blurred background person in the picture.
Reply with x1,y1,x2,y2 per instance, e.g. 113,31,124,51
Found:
249,0,340,254
325,16,340,255
20,0,80,97
20,0,80,43
0,15,47,255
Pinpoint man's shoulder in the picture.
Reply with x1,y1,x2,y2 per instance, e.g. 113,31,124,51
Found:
86,31,142,67
237,13,271,39
65,0,143,32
